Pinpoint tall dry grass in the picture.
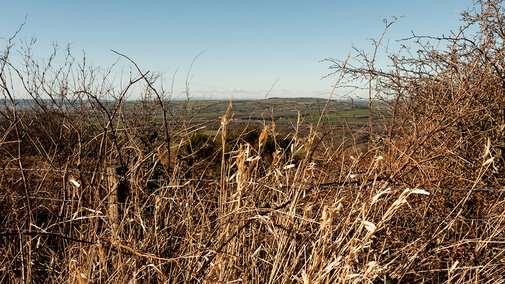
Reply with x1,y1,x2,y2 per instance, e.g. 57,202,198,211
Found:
1,1,505,283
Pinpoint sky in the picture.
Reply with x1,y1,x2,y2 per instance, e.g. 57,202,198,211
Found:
1,0,474,100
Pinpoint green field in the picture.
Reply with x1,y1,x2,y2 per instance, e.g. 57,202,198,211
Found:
146,97,374,133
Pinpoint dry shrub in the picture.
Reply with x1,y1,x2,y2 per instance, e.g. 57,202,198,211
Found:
327,0,505,189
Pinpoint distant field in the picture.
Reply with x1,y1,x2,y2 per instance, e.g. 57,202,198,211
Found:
141,97,375,133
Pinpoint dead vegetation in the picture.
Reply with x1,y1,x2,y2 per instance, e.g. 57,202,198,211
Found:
1,1,505,283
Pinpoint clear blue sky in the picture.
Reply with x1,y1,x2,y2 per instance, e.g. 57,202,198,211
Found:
1,0,472,99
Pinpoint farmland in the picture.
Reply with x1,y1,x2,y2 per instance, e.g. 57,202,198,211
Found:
149,97,373,133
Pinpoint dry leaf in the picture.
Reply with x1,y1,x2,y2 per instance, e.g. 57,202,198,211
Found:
363,220,376,233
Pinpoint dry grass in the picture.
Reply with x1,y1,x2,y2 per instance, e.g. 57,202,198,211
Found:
2,1,505,283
